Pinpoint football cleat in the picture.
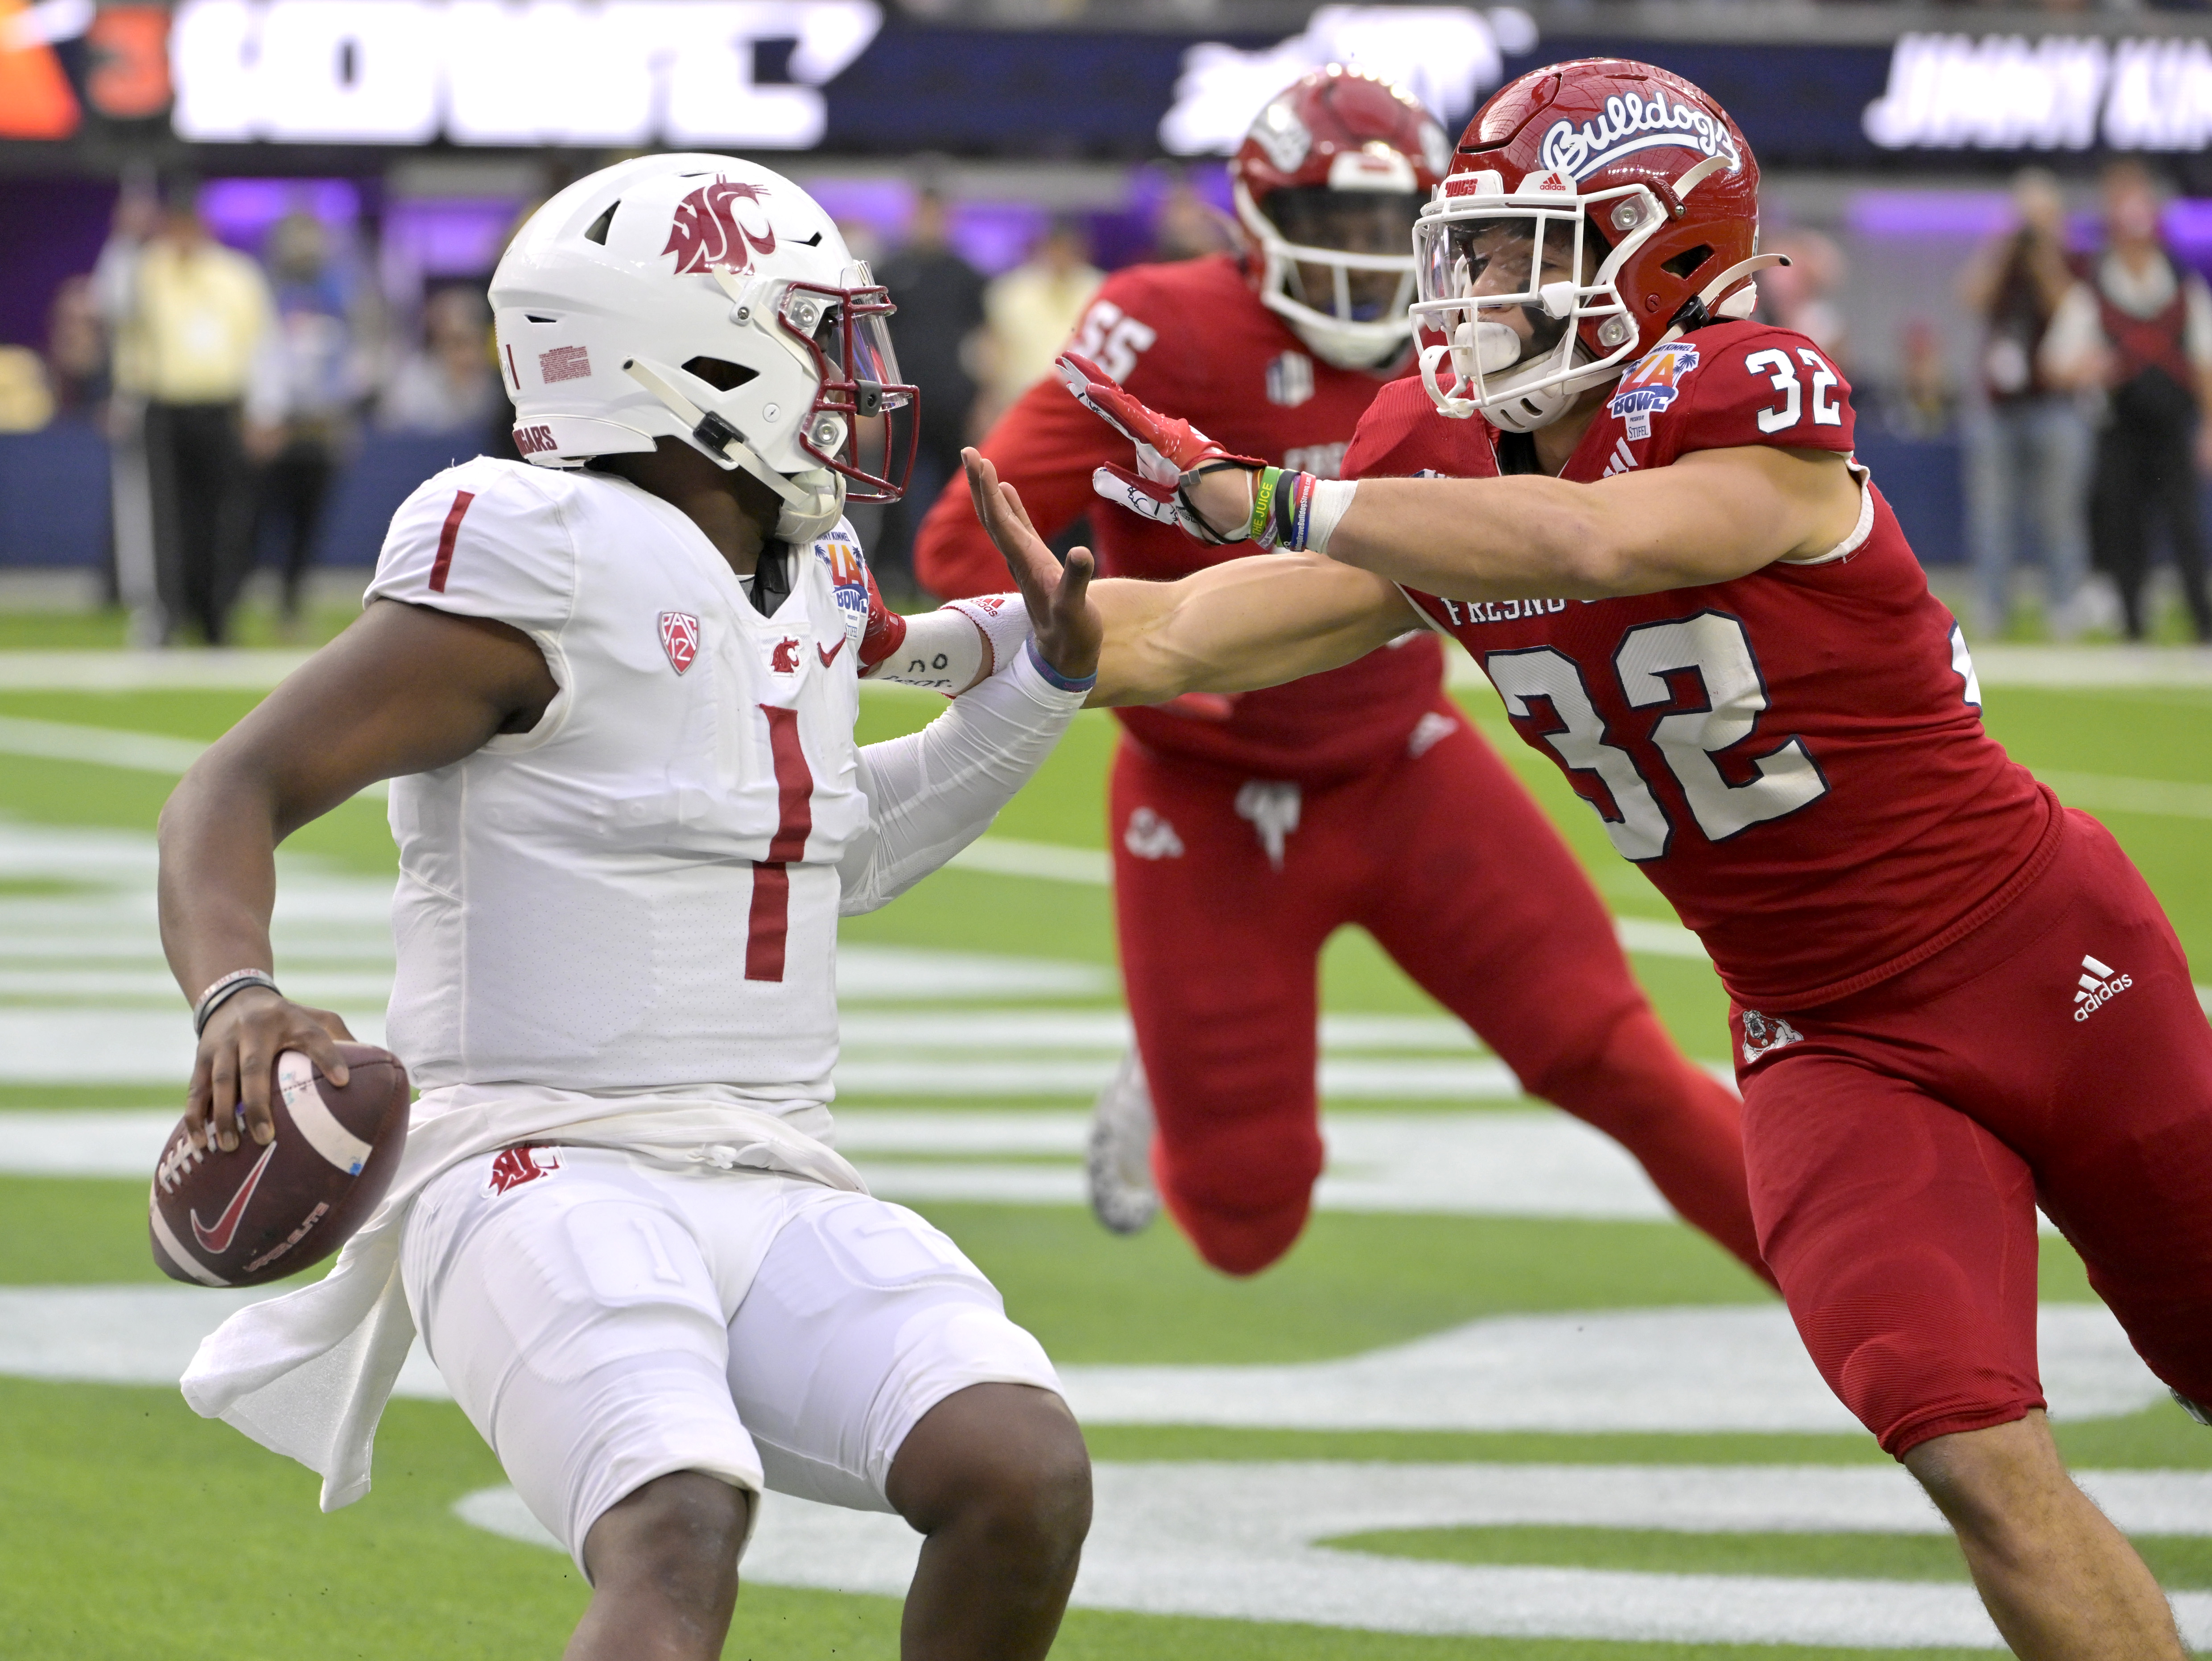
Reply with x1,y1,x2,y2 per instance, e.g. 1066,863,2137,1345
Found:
1086,1049,1160,1236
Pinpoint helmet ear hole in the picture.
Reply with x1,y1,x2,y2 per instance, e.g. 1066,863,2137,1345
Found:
1662,244,1715,280
683,356,757,393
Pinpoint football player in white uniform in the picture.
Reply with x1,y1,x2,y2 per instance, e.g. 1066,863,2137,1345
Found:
161,156,1100,1661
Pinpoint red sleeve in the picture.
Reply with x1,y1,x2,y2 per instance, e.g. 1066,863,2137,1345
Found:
1655,323,1857,465
915,266,1186,601
1340,376,1499,481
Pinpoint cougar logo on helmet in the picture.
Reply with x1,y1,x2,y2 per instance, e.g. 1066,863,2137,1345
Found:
662,180,777,276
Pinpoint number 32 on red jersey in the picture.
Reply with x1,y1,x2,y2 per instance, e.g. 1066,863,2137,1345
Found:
1486,611,1829,861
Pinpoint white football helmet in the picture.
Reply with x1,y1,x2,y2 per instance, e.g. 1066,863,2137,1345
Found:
491,153,916,541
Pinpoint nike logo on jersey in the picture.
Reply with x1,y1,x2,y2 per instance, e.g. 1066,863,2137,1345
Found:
190,1139,278,1254
818,637,846,668
2072,954,2132,1022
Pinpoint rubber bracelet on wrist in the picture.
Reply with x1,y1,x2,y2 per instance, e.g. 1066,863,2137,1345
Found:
1246,466,1285,545
1024,636,1098,694
193,969,281,1037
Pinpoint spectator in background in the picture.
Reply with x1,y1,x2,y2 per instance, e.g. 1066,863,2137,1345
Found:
2044,161,2212,645
1884,318,1958,442
45,276,109,421
1760,229,1850,368
975,217,1101,431
248,210,370,631
105,179,274,645
1958,168,2089,640
873,185,986,597
377,286,501,437
92,183,164,640
1150,171,1234,263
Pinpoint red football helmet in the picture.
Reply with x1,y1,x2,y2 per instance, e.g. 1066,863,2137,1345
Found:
1231,65,1453,371
1410,59,1779,431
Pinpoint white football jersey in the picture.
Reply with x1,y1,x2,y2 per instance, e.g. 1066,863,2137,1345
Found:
364,457,878,1106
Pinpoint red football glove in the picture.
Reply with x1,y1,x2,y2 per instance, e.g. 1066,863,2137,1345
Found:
857,564,909,673
1055,351,1266,545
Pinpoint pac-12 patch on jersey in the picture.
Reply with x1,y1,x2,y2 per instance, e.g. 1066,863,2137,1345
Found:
659,610,700,674
1606,341,1700,442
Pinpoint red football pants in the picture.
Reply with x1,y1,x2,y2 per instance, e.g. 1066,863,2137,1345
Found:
1737,809,2212,1458
1108,698,1765,1279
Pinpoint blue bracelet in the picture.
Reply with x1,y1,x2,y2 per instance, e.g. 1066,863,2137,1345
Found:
1024,636,1098,693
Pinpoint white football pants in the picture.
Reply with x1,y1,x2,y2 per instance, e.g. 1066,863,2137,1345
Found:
400,1145,1061,1574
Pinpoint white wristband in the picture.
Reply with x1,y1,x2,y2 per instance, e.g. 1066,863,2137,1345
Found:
941,593,1035,686
1304,478,1359,556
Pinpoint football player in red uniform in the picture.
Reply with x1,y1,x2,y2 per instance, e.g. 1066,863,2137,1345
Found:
969,58,2212,1659
918,66,1766,1286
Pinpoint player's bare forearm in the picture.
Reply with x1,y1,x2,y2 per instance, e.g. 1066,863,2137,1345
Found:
158,600,554,1147
1323,446,1864,599
1088,559,1410,705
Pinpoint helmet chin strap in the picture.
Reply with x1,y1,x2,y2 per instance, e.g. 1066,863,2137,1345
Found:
622,356,845,542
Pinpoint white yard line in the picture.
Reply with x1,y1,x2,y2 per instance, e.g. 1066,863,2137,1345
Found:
453,1462,2212,1648
0,1288,2159,1432
0,1107,1681,1219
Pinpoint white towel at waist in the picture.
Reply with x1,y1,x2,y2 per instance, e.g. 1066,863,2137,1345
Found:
179,1084,868,1512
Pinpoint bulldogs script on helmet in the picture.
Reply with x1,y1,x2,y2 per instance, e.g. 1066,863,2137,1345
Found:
662,179,777,276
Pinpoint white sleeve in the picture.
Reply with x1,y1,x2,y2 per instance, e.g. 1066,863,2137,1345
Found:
362,465,577,640
837,644,1087,916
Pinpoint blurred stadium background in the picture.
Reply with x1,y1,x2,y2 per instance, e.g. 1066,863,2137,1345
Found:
2,3,2212,1657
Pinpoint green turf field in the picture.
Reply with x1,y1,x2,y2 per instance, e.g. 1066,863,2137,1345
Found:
0,652,2208,1658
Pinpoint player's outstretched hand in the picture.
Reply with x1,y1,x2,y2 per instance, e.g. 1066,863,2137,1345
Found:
962,449,1102,684
1054,350,1264,545
189,988,355,1153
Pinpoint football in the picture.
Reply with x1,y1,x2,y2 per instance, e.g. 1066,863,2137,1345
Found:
149,1043,411,1288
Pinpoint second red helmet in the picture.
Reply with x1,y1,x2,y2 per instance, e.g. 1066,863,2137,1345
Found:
1231,65,1453,371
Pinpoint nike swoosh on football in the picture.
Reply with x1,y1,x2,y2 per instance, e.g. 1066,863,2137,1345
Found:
190,1139,279,1255
818,637,847,667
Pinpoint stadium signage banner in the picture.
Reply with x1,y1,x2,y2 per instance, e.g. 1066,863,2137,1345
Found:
1864,33,2212,154
168,0,883,147
8,0,2212,162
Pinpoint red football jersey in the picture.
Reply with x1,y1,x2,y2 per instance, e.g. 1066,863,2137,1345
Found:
916,252,1443,781
1341,319,2055,1009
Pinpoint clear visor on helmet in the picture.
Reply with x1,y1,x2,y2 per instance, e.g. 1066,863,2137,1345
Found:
1412,210,1597,388
778,281,917,502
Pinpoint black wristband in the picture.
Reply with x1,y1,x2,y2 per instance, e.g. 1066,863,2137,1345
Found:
193,970,281,1037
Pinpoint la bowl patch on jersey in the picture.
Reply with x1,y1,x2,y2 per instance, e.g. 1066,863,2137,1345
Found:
1607,341,1700,441
816,532,870,643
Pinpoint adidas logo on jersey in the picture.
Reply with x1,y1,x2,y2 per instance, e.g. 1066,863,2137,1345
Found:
1601,437,1639,478
2072,954,2132,1021
1740,1009,1803,1065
